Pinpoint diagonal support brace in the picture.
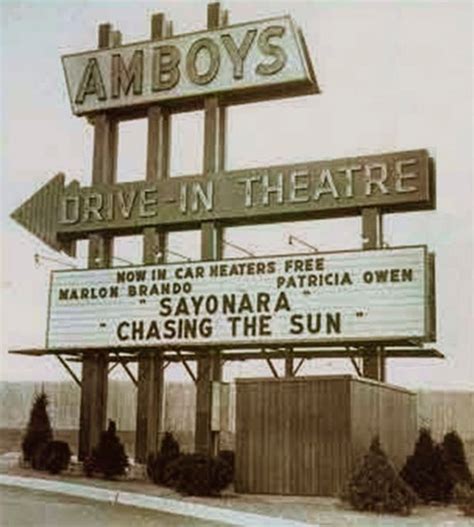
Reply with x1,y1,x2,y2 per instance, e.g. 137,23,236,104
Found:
263,349,279,378
56,354,81,387
293,357,306,376
176,349,197,383
114,352,138,387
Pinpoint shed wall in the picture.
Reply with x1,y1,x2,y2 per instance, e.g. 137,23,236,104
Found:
235,375,416,496
350,380,417,470
235,376,351,495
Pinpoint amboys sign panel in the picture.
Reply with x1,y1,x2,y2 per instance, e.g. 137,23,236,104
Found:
62,16,317,115
47,246,434,349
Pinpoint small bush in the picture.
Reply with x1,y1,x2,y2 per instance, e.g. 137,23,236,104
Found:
164,453,233,496
31,442,48,471
22,392,53,463
343,437,417,515
212,455,234,493
454,483,474,517
218,450,235,475
87,420,128,479
400,428,453,503
160,432,180,459
442,431,472,487
162,454,184,489
41,441,71,474
83,455,95,478
147,453,173,485
147,432,181,485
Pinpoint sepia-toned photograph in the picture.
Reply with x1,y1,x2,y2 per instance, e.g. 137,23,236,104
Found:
1,1,473,525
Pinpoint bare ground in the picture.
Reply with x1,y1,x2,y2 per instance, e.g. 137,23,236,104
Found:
0,453,472,526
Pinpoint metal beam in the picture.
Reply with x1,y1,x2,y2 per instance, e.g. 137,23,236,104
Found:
55,354,81,387
108,361,119,374
176,349,197,383
350,356,363,377
12,347,445,361
9,337,435,356
293,357,306,376
114,352,138,387
263,350,279,378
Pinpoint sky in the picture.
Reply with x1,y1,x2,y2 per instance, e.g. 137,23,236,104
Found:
1,0,472,389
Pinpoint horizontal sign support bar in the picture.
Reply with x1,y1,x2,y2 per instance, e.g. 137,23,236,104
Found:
9,347,444,360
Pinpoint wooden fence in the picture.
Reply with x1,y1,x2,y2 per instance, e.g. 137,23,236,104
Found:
1,380,472,468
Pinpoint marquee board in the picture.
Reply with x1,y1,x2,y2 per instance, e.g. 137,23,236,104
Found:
46,246,435,350
62,16,318,116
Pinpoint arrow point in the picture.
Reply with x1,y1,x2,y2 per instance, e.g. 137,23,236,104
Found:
10,173,66,253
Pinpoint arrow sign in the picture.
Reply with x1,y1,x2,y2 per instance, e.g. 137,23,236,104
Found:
10,150,433,254
10,173,75,255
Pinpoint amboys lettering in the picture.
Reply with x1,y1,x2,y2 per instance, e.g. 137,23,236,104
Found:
62,16,317,115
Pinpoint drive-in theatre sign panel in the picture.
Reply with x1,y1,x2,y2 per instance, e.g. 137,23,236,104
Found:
47,246,434,349
11,149,433,254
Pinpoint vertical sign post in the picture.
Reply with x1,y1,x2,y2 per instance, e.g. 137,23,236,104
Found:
135,13,172,463
78,24,120,460
195,2,228,457
361,207,385,381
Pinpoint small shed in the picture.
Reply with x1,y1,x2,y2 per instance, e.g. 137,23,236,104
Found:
235,375,417,496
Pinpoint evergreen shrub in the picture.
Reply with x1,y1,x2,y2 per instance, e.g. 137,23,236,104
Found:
218,450,235,477
147,432,181,485
86,420,129,479
31,442,48,470
164,453,233,496
400,428,453,503
41,441,71,474
442,431,472,488
22,392,53,463
343,437,417,515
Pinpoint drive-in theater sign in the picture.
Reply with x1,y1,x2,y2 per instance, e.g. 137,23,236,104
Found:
10,3,439,467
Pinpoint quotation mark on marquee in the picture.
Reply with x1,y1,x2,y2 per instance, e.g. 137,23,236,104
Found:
356,311,365,318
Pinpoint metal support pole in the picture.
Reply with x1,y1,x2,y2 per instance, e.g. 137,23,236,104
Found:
78,23,118,461
284,348,294,377
135,12,171,463
361,207,386,381
195,2,228,458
